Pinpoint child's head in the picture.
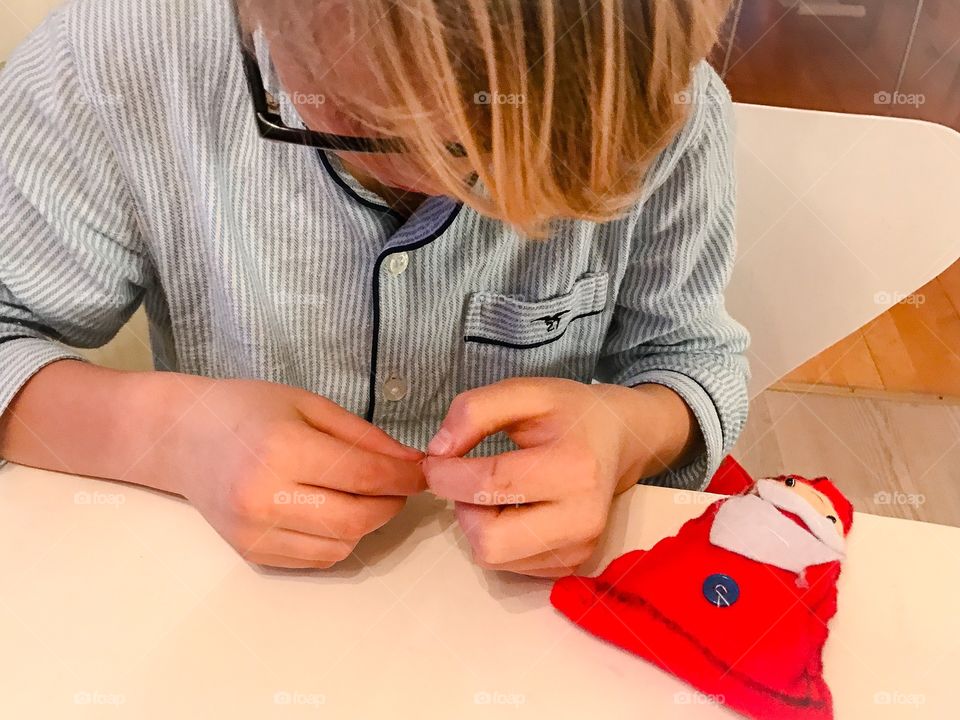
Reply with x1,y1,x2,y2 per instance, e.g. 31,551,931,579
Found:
240,0,731,236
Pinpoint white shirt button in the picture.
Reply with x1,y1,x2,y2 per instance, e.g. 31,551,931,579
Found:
382,376,409,402
386,252,409,276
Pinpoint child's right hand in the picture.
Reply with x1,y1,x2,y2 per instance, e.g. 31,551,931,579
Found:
163,377,426,569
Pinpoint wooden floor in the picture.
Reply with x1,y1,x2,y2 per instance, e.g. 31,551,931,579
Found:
714,2,960,527
734,389,960,527
715,0,960,130
713,1,960,396
780,266,960,396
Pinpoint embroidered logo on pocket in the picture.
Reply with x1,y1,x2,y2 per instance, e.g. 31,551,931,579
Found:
533,311,570,333
463,271,609,349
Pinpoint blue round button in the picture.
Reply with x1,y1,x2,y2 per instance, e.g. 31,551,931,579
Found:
702,573,740,608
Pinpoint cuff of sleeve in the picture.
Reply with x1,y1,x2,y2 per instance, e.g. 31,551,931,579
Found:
0,338,88,469
621,368,724,491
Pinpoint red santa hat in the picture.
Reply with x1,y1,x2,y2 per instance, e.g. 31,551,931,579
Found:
804,476,854,534
551,472,855,720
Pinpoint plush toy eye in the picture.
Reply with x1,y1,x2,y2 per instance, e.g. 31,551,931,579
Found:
827,515,838,524
785,477,796,487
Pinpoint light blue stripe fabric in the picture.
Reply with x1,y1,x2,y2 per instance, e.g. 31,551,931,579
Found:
0,0,750,489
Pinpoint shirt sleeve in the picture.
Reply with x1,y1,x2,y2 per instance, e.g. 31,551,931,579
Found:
595,63,751,491
0,8,149,467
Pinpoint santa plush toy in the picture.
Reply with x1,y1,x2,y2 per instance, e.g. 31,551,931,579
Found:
551,472,854,720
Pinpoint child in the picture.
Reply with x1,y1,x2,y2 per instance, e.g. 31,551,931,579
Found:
0,0,748,575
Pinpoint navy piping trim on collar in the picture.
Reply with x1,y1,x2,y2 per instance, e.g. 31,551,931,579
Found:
316,149,406,222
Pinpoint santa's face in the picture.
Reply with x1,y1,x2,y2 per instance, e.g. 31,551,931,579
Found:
773,477,844,534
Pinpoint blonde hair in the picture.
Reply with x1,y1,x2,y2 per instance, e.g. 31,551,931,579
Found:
242,0,731,238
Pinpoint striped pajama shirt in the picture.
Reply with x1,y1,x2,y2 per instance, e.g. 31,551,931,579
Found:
0,0,750,488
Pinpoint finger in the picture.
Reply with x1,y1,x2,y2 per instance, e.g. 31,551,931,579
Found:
296,393,423,461
272,487,405,540
455,501,599,566
291,425,427,496
245,553,338,570
252,528,358,565
480,542,595,576
423,445,563,505
428,379,553,457
503,566,577,578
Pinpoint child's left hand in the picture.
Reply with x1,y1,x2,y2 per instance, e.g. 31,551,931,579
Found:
422,378,701,577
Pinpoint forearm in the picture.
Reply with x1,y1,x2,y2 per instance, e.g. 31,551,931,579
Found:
610,382,704,494
0,359,206,495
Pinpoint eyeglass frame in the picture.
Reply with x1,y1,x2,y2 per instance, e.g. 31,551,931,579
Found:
229,0,468,158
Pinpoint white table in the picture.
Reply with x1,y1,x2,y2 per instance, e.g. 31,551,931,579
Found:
1,463,957,718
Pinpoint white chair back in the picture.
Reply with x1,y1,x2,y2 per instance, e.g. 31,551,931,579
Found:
730,104,960,396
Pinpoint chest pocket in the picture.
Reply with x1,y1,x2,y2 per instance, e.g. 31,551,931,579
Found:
458,271,610,391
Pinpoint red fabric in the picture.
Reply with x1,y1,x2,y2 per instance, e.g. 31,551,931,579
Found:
704,455,754,495
551,475,853,720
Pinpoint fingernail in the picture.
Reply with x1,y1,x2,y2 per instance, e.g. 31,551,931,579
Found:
428,428,454,456
401,444,425,459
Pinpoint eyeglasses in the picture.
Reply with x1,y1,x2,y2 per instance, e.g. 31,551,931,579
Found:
229,0,467,157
